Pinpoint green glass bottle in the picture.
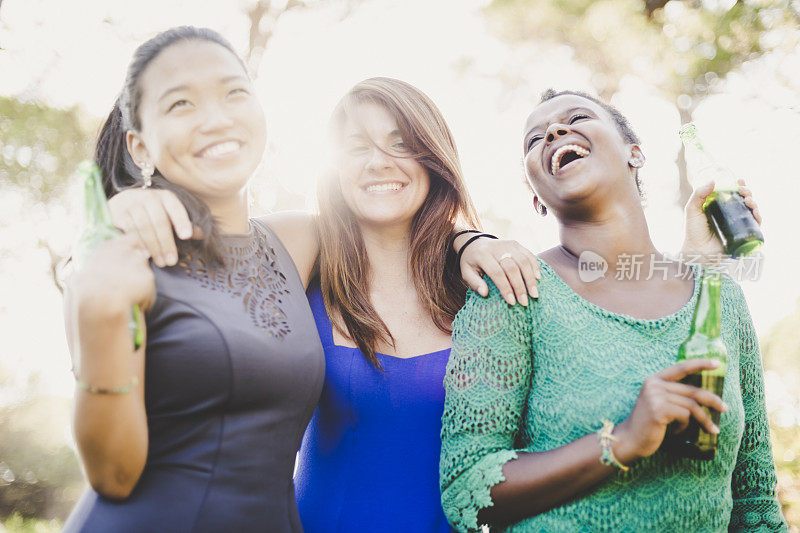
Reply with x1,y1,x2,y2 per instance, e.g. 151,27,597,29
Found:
74,161,145,350
679,123,764,258
662,270,727,460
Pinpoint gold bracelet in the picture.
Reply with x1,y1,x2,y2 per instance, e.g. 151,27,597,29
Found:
597,419,630,472
72,368,139,395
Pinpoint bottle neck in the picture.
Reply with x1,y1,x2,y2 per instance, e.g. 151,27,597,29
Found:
83,170,114,229
680,126,736,187
690,271,722,338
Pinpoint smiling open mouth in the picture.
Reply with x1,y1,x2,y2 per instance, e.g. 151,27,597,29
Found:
365,182,404,193
551,144,590,174
199,141,242,159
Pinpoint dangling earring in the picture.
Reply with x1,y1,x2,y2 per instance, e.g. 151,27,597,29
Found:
628,158,643,169
140,162,154,189
634,172,647,207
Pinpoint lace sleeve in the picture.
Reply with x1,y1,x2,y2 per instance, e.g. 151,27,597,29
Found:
728,285,787,532
439,279,533,533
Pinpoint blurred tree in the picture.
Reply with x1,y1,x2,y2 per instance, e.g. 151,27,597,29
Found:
242,0,365,213
761,301,800,527
0,96,93,205
484,0,800,206
0,393,84,520
0,96,95,287
244,0,365,77
245,0,308,77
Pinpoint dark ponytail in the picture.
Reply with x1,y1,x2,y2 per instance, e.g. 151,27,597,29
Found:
96,26,247,266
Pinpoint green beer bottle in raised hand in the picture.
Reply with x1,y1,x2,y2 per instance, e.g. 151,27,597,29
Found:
74,160,145,350
662,270,727,460
680,123,764,258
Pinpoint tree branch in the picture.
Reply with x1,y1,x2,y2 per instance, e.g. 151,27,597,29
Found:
38,238,67,294
644,0,670,17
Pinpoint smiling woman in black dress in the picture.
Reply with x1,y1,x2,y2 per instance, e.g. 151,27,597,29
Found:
63,27,324,532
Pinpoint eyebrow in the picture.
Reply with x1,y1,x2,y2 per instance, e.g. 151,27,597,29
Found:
346,129,402,141
523,106,594,143
158,75,248,102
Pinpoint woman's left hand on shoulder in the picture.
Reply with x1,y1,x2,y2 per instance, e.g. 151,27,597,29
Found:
681,179,762,260
459,236,540,307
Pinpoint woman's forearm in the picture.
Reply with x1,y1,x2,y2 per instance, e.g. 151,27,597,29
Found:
482,426,634,526
71,294,148,499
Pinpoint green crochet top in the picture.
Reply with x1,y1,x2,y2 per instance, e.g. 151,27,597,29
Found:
440,261,787,532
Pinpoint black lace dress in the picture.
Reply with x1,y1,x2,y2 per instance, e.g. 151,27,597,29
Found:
64,218,325,533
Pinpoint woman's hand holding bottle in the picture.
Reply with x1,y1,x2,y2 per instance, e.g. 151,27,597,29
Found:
613,359,728,464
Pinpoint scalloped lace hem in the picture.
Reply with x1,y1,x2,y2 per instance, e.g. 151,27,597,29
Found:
442,450,519,533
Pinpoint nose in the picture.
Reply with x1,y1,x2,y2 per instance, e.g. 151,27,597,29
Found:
365,146,392,172
198,103,235,133
545,124,571,144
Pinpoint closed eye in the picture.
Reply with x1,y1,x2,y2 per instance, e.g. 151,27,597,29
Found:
228,87,249,97
526,135,543,152
569,114,590,124
348,145,370,155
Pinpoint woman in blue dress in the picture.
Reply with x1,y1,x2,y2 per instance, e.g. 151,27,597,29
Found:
294,77,509,532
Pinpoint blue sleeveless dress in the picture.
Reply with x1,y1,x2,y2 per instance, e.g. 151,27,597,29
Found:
295,285,452,532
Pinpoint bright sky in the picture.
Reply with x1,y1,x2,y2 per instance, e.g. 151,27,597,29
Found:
1,0,799,403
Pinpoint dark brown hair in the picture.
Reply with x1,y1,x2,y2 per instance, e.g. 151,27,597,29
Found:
316,77,481,370
95,26,247,266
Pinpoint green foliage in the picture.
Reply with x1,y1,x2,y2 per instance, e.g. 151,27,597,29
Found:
0,395,84,520
762,301,800,526
485,0,799,101
1,514,62,533
0,96,94,204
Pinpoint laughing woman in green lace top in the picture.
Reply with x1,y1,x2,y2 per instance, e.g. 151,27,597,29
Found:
439,90,787,532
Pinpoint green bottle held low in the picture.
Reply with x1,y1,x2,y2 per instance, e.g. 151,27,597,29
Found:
661,270,727,460
679,123,764,258
74,161,145,350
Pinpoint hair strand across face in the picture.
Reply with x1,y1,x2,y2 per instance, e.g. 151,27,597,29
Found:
316,77,481,369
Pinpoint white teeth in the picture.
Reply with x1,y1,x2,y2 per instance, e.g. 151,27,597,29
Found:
551,144,590,174
201,141,241,158
365,182,403,193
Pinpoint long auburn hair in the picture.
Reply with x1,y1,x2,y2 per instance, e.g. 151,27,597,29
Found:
316,77,481,370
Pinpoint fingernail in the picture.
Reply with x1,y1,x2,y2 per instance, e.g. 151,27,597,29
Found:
505,293,516,306
166,253,177,265
722,402,729,412
711,424,720,434
531,286,539,299
179,228,192,239
155,257,165,268
710,360,720,367
519,294,529,307
535,270,542,280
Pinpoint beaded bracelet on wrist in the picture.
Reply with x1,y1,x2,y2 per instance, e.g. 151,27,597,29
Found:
597,419,630,472
72,368,139,395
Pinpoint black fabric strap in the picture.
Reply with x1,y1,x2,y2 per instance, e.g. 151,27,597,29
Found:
450,229,481,250
456,233,498,267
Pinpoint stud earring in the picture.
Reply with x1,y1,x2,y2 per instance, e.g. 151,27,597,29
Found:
533,198,547,216
628,158,643,168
